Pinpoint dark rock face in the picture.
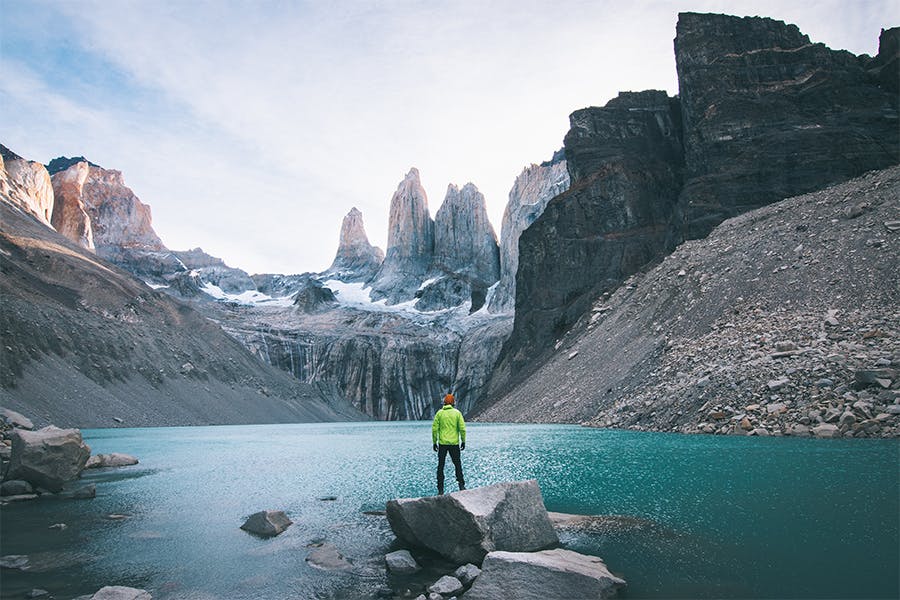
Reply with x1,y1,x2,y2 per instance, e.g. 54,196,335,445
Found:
433,183,500,286
495,14,899,388
675,13,900,238
488,150,569,314
499,91,683,378
370,168,435,303
326,207,384,282
171,248,257,295
292,277,338,313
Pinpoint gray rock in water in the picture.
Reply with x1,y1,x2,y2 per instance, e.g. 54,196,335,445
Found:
1,408,34,430
386,480,559,564
57,484,96,500
1,479,34,496
306,543,352,570
90,586,152,600
453,562,482,586
385,549,420,574
240,510,292,537
0,555,29,570
464,548,626,600
85,453,139,469
7,426,91,492
428,575,464,596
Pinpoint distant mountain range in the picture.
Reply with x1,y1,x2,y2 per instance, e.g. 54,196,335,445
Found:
1,13,897,433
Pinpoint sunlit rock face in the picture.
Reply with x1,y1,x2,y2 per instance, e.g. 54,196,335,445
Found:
488,150,569,314
50,159,181,279
326,207,384,282
370,168,435,304
50,161,94,250
0,144,55,228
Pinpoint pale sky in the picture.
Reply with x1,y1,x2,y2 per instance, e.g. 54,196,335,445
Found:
2,1,895,275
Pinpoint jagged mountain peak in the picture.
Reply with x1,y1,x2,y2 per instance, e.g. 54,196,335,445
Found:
327,206,384,281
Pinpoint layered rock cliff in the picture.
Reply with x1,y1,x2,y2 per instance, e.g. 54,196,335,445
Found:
493,14,899,390
494,91,683,382
325,207,384,281
0,145,54,228
488,150,569,314
675,14,900,238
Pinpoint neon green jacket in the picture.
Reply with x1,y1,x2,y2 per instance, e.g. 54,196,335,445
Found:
432,405,466,446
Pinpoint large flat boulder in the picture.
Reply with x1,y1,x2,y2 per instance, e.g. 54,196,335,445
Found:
386,480,558,564
6,427,90,492
464,548,626,599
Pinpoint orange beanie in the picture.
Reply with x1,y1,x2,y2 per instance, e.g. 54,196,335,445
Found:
444,393,455,405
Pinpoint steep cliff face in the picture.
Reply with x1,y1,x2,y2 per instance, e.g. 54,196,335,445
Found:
475,165,900,440
493,14,899,391
49,159,183,280
0,184,363,427
326,207,384,281
50,161,94,250
496,91,683,381
488,150,569,314
370,168,435,303
221,303,510,420
0,145,55,228
433,183,500,283
675,13,900,238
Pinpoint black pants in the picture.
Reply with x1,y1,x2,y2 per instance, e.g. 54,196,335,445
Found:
437,444,464,493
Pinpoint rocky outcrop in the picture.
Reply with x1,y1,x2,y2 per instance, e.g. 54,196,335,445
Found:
326,207,384,281
475,166,900,436
495,91,682,383
50,159,173,278
492,15,899,395
0,145,55,227
50,160,94,249
240,510,293,537
464,549,625,600
171,247,256,294
292,276,338,313
6,426,91,492
433,183,500,284
675,14,900,239
488,150,569,314
370,168,435,303
385,480,559,564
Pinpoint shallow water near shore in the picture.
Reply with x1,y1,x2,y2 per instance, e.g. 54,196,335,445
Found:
1,422,898,599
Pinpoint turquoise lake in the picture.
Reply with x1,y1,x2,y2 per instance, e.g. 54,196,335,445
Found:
1,422,898,599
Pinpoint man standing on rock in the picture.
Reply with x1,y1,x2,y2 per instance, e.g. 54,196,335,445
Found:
432,392,466,495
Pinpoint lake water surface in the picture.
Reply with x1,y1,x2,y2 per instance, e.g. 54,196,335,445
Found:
1,422,897,599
